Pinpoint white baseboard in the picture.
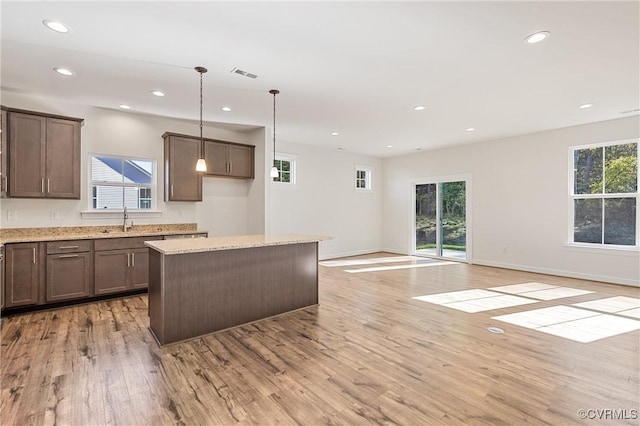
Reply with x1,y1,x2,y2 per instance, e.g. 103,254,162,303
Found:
473,259,639,287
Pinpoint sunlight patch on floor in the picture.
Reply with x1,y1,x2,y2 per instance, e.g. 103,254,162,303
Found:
345,261,457,273
489,282,594,300
414,287,640,342
319,256,423,268
413,289,538,313
573,296,640,314
493,306,640,343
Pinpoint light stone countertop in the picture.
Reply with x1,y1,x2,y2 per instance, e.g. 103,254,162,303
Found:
0,224,206,244
145,233,333,255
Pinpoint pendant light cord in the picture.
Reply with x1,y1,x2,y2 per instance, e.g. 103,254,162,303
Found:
269,89,280,165
272,91,276,162
200,70,204,157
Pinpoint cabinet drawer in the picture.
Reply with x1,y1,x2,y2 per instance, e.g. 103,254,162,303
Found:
46,239,91,254
94,236,163,251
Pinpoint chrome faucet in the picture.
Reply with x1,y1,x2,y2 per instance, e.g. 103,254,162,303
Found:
123,206,133,232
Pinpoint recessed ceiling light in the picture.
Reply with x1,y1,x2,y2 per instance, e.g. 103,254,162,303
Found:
413,105,426,111
221,106,231,112
43,20,70,33
386,145,393,148
53,67,74,76
151,90,165,97
578,103,593,109
119,104,131,109
331,132,339,136
525,31,550,44
466,127,475,132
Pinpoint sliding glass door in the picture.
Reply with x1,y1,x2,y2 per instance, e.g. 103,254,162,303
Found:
414,179,468,261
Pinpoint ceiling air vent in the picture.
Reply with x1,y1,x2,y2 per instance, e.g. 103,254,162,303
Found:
231,67,258,79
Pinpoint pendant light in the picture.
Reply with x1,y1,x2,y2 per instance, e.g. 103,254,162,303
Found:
269,89,280,178
195,66,208,172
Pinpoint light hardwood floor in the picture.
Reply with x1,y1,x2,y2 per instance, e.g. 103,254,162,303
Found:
1,253,639,425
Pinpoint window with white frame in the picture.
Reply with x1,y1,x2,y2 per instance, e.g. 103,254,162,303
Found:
355,165,372,191
272,153,296,184
570,140,638,247
90,154,156,210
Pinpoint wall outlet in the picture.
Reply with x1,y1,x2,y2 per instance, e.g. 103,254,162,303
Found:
162,211,170,218
50,210,60,220
7,210,17,221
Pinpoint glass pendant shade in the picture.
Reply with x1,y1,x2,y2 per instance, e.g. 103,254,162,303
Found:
196,158,207,172
270,166,279,178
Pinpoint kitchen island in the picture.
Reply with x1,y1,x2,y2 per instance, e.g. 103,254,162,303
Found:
145,234,330,345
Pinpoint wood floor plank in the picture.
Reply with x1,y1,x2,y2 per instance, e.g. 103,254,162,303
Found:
1,253,638,425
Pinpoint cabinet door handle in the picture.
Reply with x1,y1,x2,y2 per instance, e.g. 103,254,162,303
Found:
33,247,36,264
229,162,232,174
127,252,131,267
58,254,79,258
131,252,135,267
41,178,45,194
47,179,50,194
171,185,174,197
58,245,79,249
1,176,6,192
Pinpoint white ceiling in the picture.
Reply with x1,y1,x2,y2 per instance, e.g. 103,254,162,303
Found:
1,1,639,158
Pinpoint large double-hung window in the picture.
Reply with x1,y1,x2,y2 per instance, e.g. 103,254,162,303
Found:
570,140,638,247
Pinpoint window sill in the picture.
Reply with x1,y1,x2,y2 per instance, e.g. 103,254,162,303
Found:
81,210,163,219
563,243,639,257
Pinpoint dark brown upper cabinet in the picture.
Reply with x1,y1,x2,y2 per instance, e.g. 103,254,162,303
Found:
204,139,254,179
7,109,83,199
1,108,7,198
163,132,203,202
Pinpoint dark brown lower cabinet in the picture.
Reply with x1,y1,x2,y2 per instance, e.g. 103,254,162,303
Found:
94,237,159,295
46,252,91,302
94,249,130,295
5,242,40,307
130,248,150,290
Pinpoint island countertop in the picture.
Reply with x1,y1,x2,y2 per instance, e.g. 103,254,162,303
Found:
145,233,332,255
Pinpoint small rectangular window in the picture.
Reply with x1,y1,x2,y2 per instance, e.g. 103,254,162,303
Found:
355,165,372,192
90,154,156,210
273,154,297,184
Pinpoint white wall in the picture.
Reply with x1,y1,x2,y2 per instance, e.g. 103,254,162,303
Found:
382,116,640,286
270,141,383,260
0,91,265,236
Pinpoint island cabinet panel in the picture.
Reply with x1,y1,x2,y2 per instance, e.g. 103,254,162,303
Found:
163,132,202,202
0,247,5,310
7,110,82,199
149,242,319,345
46,252,91,302
5,242,40,307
